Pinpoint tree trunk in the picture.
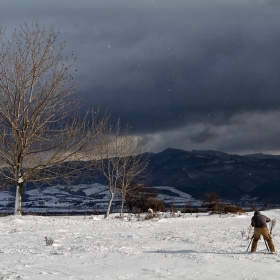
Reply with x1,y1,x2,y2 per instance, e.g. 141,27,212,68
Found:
120,196,125,217
14,184,23,215
104,191,114,218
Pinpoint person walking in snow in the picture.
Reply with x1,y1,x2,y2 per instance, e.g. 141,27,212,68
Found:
251,210,275,253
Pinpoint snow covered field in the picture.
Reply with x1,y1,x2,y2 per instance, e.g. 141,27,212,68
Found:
1,210,280,279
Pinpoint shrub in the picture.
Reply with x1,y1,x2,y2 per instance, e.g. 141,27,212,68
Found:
202,192,220,212
125,184,165,213
223,204,245,215
209,203,245,215
202,192,245,215
183,202,200,214
45,237,54,246
149,198,166,212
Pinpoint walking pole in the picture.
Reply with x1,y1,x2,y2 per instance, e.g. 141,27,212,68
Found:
246,235,254,252
264,240,270,252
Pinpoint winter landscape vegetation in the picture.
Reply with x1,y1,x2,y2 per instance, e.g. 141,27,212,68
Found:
1,1,280,279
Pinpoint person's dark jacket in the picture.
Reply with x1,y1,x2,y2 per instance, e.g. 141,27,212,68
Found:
251,211,271,228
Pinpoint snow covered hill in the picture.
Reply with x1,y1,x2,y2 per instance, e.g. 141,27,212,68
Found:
0,183,200,214
0,210,279,279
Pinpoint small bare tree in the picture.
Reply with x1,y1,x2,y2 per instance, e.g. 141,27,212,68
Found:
93,120,149,218
117,134,149,216
0,23,103,215
93,120,123,218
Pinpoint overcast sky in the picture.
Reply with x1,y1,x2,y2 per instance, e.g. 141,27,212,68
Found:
1,0,280,154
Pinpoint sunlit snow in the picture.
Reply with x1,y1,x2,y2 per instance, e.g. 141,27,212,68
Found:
0,210,279,279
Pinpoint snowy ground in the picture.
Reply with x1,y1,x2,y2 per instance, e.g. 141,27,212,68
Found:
1,210,280,279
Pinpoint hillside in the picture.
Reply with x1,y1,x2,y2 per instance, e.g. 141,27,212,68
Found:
1,148,280,213
148,148,280,202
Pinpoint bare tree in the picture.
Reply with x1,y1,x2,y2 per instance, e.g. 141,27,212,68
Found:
117,134,149,216
93,120,149,218
0,23,102,215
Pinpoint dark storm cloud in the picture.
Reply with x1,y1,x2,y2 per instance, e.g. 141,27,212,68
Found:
190,128,217,144
1,0,280,153
143,111,280,154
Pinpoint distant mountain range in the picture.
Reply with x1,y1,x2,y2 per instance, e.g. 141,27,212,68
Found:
1,148,280,213
147,148,280,203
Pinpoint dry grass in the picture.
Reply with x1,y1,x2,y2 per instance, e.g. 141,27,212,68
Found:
269,218,276,234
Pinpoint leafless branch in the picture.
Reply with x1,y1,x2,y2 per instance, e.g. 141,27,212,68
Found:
89,119,149,218
0,22,105,214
